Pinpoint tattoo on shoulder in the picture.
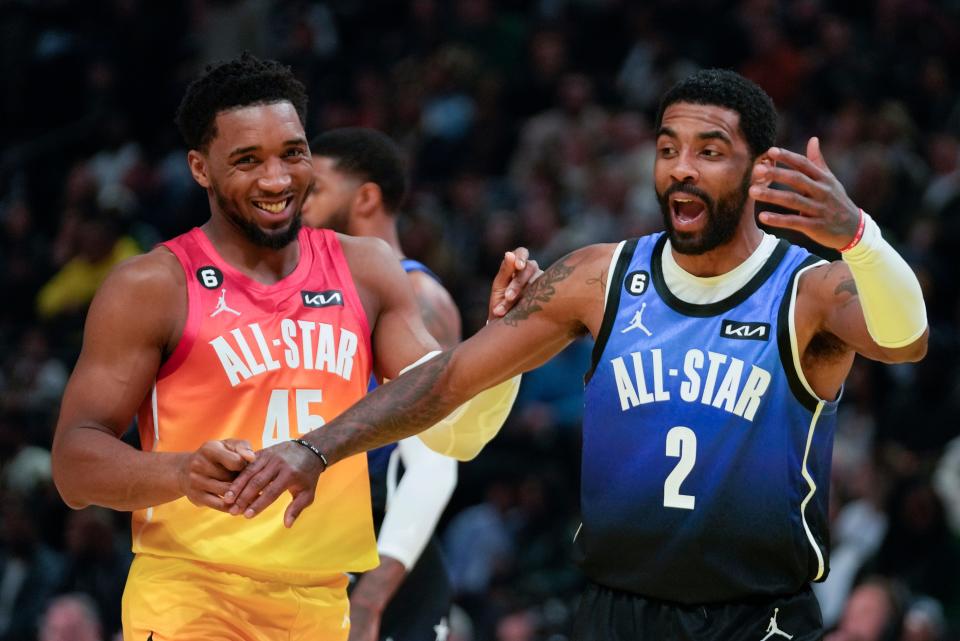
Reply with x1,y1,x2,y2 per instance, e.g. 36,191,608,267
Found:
834,278,858,297
586,269,607,297
503,257,576,327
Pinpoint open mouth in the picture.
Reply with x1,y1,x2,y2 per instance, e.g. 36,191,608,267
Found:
670,194,707,228
253,197,293,216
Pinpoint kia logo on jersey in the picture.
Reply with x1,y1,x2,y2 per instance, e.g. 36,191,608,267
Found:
302,290,344,308
720,320,770,341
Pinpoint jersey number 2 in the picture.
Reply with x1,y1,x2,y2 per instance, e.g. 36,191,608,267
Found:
664,426,696,510
262,389,326,447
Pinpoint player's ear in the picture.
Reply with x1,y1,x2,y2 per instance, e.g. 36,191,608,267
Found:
187,150,211,189
354,182,382,219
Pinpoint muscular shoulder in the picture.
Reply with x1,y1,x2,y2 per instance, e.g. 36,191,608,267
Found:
87,247,186,351
335,234,398,283
103,246,184,294
546,243,619,300
796,260,856,324
407,270,462,348
334,234,405,319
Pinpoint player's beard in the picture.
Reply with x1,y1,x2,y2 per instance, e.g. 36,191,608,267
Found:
316,201,351,234
657,168,752,255
213,184,304,250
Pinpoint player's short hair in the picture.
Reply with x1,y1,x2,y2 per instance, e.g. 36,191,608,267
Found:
175,52,308,151
310,128,408,214
656,69,777,158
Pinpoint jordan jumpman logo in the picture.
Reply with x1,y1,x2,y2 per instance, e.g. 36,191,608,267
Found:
210,288,241,317
621,302,652,336
760,608,793,641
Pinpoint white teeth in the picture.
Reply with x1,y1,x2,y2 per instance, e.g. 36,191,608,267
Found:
255,199,289,213
675,198,693,203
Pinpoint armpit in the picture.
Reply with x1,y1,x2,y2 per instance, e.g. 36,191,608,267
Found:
805,330,848,362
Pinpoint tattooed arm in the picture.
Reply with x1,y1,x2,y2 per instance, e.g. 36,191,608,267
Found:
224,244,615,526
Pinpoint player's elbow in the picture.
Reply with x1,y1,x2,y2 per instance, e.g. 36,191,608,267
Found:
52,468,91,510
901,333,928,362
878,327,929,363
51,438,91,509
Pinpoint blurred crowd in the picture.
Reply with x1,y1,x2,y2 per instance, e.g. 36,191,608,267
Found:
1,0,959,640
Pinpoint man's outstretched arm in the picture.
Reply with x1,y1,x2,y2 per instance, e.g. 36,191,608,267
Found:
224,245,613,526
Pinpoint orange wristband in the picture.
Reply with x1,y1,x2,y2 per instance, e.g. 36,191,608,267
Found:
839,209,866,253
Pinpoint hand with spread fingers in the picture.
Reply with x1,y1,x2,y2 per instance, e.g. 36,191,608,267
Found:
749,137,862,250
178,439,255,512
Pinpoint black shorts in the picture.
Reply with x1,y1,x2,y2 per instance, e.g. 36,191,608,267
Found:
572,582,823,641
376,538,452,641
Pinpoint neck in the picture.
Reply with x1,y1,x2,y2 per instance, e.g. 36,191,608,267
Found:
670,215,763,277
202,213,301,285
352,212,404,259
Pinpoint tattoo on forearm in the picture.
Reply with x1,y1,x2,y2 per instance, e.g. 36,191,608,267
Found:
318,351,458,461
586,269,607,296
835,278,858,297
503,257,576,327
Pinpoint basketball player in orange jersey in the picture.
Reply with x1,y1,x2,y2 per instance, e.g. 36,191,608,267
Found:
303,128,467,641
50,54,538,641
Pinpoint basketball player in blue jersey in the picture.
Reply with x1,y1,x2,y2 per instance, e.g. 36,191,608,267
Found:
226,70,929,640
302,127,490,641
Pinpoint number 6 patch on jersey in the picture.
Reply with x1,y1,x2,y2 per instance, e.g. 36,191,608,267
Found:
625,270,649,295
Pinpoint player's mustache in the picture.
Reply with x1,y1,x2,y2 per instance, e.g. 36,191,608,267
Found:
660,182,715,211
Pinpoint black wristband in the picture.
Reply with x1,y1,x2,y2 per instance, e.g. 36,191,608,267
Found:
292,438,329,469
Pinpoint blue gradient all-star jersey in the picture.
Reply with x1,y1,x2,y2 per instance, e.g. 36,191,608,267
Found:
367,259,443,516
576,233,837,604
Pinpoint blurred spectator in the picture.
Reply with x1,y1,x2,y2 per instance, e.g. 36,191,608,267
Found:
35,211,140,321
513,339,591,437
868,478,960,608
511,73,608,202
444,481,515,598
823,576,905,641
0,330,68,431
495,608,538,641
57,508,131,638
903,596,947,641
37,593,103,641
0,497,63,641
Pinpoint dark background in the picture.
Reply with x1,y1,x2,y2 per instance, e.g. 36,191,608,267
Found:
1,1,958,640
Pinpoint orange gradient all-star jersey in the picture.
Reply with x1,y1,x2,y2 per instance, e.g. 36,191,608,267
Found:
133,226,377,582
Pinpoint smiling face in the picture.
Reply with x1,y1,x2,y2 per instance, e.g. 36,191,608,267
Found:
188,101,313,249
654,102,757,255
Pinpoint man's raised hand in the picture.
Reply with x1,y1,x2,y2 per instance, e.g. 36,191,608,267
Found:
750,137,861,250
489,247,542,319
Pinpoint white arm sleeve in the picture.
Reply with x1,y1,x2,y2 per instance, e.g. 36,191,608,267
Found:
399,351,521,461
376,437,457,570
842,213,927,348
